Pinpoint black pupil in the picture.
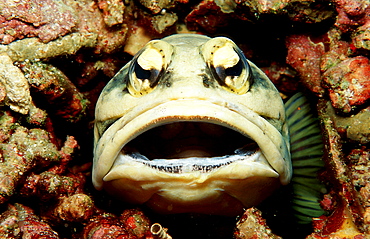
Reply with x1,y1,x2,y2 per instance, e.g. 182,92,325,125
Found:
225,59,243,76
134,61,151,80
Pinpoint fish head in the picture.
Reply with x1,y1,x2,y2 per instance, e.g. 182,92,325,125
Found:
93,34,292,216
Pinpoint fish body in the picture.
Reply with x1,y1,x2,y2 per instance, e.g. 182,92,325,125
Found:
93,34,322,219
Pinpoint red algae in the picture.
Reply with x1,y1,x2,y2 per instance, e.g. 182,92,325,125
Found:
0,0,77,44
286,34,326,96
323,56,370,113
0,0,368,238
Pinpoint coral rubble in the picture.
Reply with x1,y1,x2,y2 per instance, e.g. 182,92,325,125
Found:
0,0,369,238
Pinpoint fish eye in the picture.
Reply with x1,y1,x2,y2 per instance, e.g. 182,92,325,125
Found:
128,40,173,96
132,59,160,84
224,59,243,76
215,57,244,84
201,37,253,94
133,61,151,80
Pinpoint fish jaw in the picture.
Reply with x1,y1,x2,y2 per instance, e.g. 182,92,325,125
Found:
93,98,290,185
103,167,280,216
103,146,280,216
93,98,288,215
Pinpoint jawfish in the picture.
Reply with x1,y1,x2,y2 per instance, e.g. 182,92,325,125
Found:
93,34,324,221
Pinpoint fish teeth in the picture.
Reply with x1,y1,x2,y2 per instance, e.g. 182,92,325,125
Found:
116,150,261,173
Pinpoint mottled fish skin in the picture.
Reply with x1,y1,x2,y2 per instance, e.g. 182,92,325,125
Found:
93,34,292,216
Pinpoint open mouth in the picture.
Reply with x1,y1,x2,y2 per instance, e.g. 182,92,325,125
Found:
94,98,291,189
117,122,260,173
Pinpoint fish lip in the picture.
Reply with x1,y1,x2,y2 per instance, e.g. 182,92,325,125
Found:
103,149,279,181
93,98,291,189
119,148,260,174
